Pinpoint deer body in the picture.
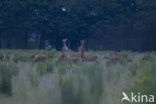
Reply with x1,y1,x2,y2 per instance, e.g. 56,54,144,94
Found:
79,40,98,62
34,56,47,62
0,54,4,60
59,39,70,61
83,55,98,62
109,55,120,63
61,39,68,58
79,40,85,59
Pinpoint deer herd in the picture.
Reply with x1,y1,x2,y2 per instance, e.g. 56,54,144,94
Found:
59,39,98,63
0,39,153,64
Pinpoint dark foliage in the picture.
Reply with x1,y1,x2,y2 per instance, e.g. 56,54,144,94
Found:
0,0,156,51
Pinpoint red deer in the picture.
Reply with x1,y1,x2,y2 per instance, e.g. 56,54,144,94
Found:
29,54,35,59
127,58,133,62
34,56,47,62
59,39,80,63
109,54,120,63
71,40,85,58
142,53,151,60
103,56,110,60
121,53,128,58
71,57,80,64
79,40,98,62
79,40,85,59
61,39,68,57
59,56,80,64
0,54,4,60
59,39,68,61
45,54,53,59
19,54,35,60
83,55,98,62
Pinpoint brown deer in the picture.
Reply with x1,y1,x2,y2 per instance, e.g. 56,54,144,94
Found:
59,39,70,61
79,40,85,59
45,54,53,59
79,40,98,62
121,53,128,58
109,55,120,63
60,39,68,57
19,54,35,60
108,52,120,63
0,54,4,61
127,58,133,62
142,53,151,60
83,55,98,62
59,39,80,63
34,55,47,62
103,56,110,60
29,54,35,59
71,40,85,58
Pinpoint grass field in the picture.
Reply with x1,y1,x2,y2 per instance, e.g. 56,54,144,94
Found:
0,50,156,104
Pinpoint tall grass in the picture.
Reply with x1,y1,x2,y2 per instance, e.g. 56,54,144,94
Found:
0,50,155,104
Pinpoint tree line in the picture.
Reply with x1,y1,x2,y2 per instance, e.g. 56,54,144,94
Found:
0,0,156,51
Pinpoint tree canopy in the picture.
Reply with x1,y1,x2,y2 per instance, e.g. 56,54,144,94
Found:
0,0,156,51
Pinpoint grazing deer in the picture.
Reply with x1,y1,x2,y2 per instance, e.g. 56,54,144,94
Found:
109,53,120,63
19,54,35,60
142,53,151,60
29,54,35,59
34,55,47,62
45,54,53,59
83,55,98,62
103,56,110,60
0,54,4,60
121,53,128,58
127,58,133,62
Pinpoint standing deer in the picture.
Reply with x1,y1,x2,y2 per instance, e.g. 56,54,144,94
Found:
59,39,69,61
59,39,80,63
79,40,98,62
79,40,85,59
71,40,85,58
61,39,68,57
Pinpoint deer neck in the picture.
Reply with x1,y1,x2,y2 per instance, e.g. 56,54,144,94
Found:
80,42,85,58
63,42,67,49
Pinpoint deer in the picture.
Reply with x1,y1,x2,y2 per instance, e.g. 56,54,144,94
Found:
142,53,151,60
0,54,4,61
19,54,35,60
34,55,47,62
79,40,98,62
79,40,85,59
104,52,132,63
59,39,69,61
29,54,35,59
44,54,53,59
103,56,110,60
109,55,120,63
71,40,85,58
59,39,80,63
61,39,68,57
105,52,120,63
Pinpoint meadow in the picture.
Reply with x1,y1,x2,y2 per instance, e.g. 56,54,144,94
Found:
0,50,156,104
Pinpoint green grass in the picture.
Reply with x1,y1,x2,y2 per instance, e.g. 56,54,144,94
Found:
0,50,155,104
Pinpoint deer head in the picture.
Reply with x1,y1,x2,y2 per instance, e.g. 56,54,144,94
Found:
62,39,68,42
